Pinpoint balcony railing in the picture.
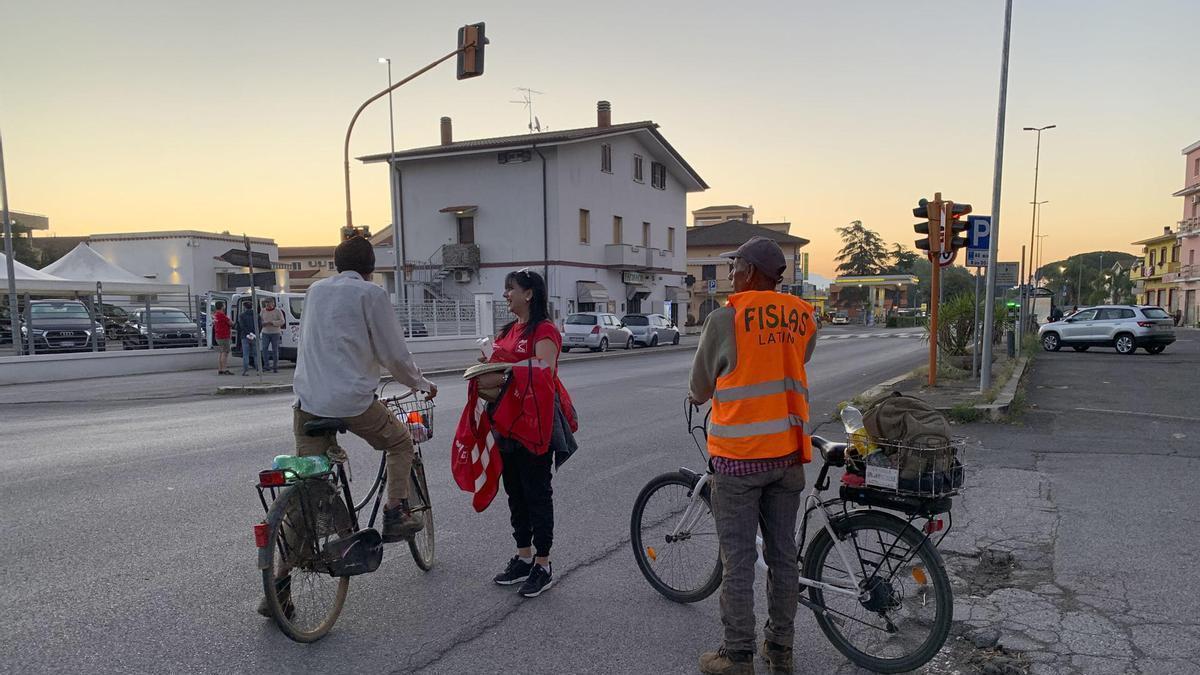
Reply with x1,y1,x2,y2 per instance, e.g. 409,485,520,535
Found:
1179,216,1200,236
1170,263,1200,282
605,243,648,269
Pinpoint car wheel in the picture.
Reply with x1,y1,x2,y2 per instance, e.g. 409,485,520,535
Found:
1145,344,1165,355
672,332,680,345
1071,346,1089,352
561,347,570,353
1041,333,1061,352
625,337,634,350
650,335,659,347
593,338,608,353
1114,333,1136,355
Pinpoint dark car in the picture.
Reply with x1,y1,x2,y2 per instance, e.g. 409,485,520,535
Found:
82,301,134,340
0,304,18,348
123,307,202,349
24,300,106,353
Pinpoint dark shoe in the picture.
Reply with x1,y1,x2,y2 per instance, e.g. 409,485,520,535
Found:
761,640,794,674
493,555,534,586
242,371,250,376
382,503,423,542
272,369,279,373
519,563,554,598
699,647,754,675
256,576,294,619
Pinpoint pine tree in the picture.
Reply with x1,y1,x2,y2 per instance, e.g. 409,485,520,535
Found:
834,221,888,276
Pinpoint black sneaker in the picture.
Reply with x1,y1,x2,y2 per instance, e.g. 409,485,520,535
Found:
382,503,423,543
519,563,553,598
493,555,534,586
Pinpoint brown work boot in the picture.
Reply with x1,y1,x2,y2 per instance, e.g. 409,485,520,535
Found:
382,502,423,542
761,640,794,674
699,646,754,675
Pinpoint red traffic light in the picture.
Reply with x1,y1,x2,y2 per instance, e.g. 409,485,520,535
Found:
457,23,487,80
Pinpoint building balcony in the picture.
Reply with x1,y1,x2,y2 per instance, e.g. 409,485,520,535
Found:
605,243,650,269
442,243,480,270
1167,263,1200,283
1179,217,1200,238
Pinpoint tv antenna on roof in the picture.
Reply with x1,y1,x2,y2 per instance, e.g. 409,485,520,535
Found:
510,87,546,133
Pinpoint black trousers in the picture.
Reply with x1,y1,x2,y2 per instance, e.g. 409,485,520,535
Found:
500,442,554,557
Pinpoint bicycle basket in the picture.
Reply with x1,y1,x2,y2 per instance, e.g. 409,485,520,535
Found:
384,396,435,442
845,438,965,499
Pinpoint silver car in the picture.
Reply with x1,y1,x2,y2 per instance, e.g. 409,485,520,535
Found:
562,312,634,352
621,313,681,347
1038,305,1176,355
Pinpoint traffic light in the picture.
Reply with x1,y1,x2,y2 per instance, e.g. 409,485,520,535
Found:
457,23,487,80
946,202,972,251
913,197,936,253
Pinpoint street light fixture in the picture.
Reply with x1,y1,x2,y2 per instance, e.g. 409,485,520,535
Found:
1021,124,1055,332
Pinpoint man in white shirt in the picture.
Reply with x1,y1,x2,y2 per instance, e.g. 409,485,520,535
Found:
292,236,438,541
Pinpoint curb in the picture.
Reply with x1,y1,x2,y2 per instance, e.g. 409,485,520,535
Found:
857,369,921,403
214,341,697,396
853,355,1031,422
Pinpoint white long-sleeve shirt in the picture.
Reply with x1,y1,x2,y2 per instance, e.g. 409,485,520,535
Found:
293,271,433,418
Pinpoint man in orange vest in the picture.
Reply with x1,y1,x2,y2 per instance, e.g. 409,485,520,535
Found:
690,236,817,675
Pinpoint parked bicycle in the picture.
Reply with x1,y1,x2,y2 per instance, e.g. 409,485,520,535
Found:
630,401,962,674
253,390,435,643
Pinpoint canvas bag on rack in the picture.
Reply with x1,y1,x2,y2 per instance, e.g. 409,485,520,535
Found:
863,392,954,484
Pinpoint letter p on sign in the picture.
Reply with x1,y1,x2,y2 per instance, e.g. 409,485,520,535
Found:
968,215,991,250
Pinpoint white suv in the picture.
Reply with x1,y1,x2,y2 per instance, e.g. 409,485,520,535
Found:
1038,305,1176,355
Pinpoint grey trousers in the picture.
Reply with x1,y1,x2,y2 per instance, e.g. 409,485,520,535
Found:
710,462,806,652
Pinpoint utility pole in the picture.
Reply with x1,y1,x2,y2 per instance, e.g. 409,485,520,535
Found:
0,130,19,356
980,0,1014,393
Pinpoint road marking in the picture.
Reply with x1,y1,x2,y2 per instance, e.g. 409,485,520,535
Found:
817,332,922,341
1075,407,1200,423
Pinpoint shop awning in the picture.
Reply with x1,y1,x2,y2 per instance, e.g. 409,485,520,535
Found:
626,284,652,301
664,285,689,302
576,281,609,303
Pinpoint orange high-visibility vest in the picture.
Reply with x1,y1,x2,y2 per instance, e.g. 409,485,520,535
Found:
709,290,816,462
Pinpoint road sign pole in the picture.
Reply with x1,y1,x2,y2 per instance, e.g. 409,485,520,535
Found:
981,0,1013,393
972,268,981,380
929,197,944,387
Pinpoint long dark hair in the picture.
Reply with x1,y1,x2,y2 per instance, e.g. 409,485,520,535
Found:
498,269,550,341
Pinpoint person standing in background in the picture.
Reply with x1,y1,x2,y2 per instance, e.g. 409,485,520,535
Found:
238,300,258,376
259,297,285,373
212,300,233,375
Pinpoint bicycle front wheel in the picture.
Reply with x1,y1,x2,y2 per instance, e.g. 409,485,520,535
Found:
261,479,352,643
803,510,952,673
407,460,435,571
630,471,722,603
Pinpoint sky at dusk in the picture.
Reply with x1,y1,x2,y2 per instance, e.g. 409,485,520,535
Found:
3,0,1198,277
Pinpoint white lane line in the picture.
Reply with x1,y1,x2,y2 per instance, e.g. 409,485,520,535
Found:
1075,407,1200,423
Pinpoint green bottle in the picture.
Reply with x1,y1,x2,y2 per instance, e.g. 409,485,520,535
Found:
272,454,332,478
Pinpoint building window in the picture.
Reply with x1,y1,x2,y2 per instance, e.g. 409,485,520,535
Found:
457,216,475,245
633,155,644,183
702,264,717,281
667,227,675,252
1194,157,1199,176
579,209,590,244
601,144,612,173
650,162,666,190
613,215,623,244
290,262,301,271
328,259,335,269
1190,249,1195,265
1149,250,1156,266
642,221,651,247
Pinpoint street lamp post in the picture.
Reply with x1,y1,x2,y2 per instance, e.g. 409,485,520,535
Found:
1021,124,1055,332
378,57,406,308
1031,199,1048,280
0,130,19,356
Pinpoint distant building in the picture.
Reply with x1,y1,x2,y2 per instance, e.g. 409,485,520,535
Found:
692,204,754,227
684,219,808,325
1131,226,1180,310
358,101,708,323
277,245,336,293
1168,138,1200,325
87,230,287,294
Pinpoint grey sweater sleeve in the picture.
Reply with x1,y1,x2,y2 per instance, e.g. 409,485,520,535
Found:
688,307,737,404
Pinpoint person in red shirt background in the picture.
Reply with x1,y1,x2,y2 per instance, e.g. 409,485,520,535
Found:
211,300,233,375
488,269,568,598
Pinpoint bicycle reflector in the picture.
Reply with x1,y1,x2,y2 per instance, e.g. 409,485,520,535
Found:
923,519,944,534
254,522,269,548
911,567,928,586
258,469,287,487
646,547,657,561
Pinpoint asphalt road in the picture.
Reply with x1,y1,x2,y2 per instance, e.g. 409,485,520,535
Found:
0,326,925,674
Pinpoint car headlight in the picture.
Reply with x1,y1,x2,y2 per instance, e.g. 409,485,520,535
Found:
151,332,166,339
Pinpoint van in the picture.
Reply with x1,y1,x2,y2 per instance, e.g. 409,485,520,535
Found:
207,289,305,362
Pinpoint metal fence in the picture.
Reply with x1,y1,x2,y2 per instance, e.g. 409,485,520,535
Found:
3,291,207,356
395,300,477,338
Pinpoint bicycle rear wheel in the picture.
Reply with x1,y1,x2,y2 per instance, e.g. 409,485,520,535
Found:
407,460,435,571
802,510,952,673
261,479,352,643
630,471,722,603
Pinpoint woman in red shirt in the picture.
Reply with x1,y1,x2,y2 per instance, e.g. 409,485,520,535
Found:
490,269,564,598
211,301,233,375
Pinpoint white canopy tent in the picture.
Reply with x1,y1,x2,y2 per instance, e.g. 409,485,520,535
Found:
0,251,95,294
39,244,189,295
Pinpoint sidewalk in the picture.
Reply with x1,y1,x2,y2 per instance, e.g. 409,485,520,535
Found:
0,336,699,405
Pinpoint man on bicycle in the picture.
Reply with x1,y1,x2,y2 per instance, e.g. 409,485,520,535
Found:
688,236,817,675
291,235,437,542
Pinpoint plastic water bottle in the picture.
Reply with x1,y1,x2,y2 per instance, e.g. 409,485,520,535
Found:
273,454,332,478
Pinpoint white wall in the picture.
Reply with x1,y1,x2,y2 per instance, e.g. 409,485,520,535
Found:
88,235,280,294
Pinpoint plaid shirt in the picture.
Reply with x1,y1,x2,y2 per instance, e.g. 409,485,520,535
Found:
712,451,802,477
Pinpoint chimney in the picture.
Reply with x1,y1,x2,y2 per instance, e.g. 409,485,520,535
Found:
1165,225,1172,235
440,116,453,145
597,100,611,128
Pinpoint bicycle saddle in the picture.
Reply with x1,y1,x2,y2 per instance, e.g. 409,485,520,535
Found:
303,417,349,437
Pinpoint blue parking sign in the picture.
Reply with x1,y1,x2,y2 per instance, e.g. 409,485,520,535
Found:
967,215,991,267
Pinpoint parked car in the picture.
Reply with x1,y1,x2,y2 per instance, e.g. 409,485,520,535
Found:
123,307,202,349
830,311,850,325
23,299,106,353
0,304,18,348
621,313,681,347
1038,305,1176,355
82,301,133,340
562,312,634,352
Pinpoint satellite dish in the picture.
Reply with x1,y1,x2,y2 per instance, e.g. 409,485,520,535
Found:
534,116,541,132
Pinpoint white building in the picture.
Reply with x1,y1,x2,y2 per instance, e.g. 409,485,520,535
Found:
86,230,287,295
359,101,708,324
